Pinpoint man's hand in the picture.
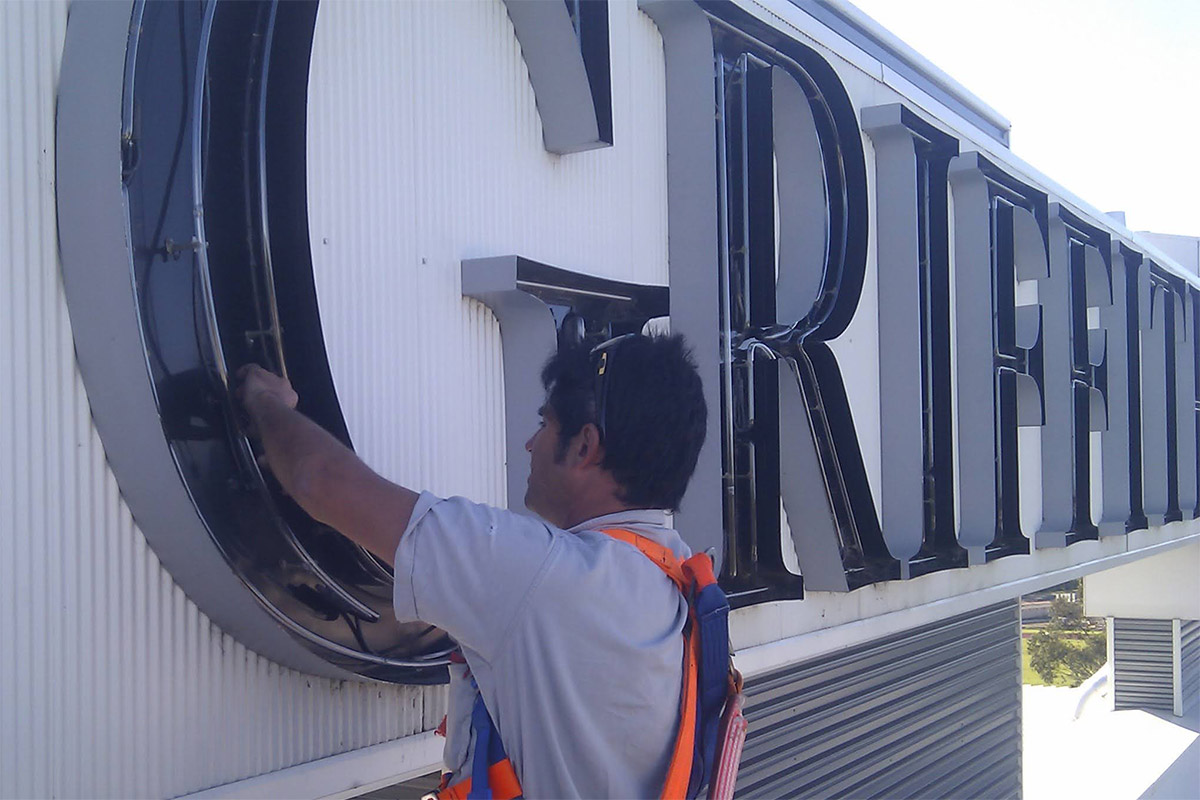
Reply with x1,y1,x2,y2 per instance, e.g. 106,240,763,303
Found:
236,364,299,478
232,362,418,566
237,363,299,418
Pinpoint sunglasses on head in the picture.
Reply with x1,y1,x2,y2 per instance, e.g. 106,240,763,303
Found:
589,333,637,443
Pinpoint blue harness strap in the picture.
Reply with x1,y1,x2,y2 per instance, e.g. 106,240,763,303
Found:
436,684,521,800
468,694,510,800
691,581,732,796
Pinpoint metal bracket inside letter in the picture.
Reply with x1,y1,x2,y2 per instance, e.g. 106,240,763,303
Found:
501,0,612,154
462,257,560,515
462,256,669,516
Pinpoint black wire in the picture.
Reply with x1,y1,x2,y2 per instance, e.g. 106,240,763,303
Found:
138,1,195,379
343,612,371,654
147,1,193,257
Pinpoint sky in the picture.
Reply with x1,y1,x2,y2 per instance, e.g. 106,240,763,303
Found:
846,0,1199,237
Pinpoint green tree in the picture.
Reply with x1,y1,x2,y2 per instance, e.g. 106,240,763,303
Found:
1029,628,1072,684
1026,594,1106,686
1049,596,1083,628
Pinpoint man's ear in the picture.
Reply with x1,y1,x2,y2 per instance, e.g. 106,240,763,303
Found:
571,423,606,469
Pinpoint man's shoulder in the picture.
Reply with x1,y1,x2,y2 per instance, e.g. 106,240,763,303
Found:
404,496,690,597
393,493,564,644
528,526,689,609
408,492,556,540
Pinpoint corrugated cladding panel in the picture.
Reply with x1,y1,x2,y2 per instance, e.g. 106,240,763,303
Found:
1181,620,1200,713
2,1,666,796
1112,618,1175,712
736,602,1022,800
2,2,466,797
305,0,668,493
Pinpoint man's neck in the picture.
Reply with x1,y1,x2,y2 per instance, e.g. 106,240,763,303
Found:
560,500,638,530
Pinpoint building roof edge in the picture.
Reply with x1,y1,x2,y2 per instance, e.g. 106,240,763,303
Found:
787,0,1013,146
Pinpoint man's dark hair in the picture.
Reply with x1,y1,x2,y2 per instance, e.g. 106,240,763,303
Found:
540,332,707,511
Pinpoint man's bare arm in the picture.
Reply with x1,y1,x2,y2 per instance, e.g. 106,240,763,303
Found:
237,364,417,565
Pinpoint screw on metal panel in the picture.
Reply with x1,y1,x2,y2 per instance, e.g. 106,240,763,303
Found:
244,327,283,346
121,136,139,182
162,236,204,260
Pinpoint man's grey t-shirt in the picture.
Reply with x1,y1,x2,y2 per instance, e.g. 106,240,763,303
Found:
392,492,691,799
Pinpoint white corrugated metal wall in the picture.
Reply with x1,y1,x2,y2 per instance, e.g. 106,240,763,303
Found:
2,1,438,794
2,0,668,796
306,0,668,490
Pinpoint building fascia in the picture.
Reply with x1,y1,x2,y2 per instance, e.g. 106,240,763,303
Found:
735,530,1200,677
177,732,442,800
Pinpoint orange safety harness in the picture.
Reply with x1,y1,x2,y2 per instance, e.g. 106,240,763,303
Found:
433,528,745,800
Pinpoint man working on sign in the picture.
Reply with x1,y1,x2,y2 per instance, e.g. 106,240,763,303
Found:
237,333,709,798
